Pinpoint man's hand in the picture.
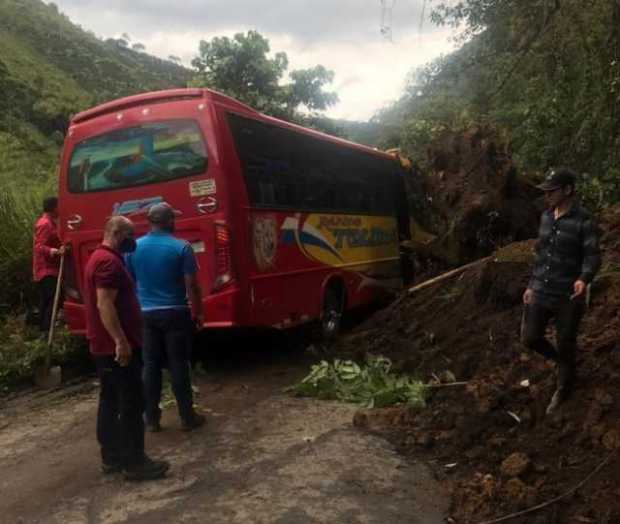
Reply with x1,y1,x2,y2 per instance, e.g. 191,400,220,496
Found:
571,279,586,300
114,338,132,367
193,312,204,330
50,247,60,257
185,272,204,331
523,288,534,305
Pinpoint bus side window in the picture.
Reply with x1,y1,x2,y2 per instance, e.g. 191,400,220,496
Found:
274,181,296,207
258,180,276,205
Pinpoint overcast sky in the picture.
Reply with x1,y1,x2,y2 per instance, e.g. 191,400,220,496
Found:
49,0,457,121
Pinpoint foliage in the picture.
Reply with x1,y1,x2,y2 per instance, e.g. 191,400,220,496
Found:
0,182,54,311
289,356,427,408
0,0,190,176
190,30,338,121
376,0,620,208
286,65,338,112
0,318,87,393
0,0,189,107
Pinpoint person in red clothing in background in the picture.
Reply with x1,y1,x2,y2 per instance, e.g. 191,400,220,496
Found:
83,215,169,481
33,196,65,333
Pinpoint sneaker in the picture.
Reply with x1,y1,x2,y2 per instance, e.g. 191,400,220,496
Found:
181,413,206,432
123,456,169,482
546,388,568,415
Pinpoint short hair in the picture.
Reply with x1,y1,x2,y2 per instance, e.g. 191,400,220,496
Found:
147,202,175,227
43,197,58,213
103,215,133,238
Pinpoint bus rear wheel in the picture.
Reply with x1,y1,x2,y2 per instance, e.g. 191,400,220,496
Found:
321,287,343,341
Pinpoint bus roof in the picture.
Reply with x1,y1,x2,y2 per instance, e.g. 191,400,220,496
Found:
70,88,395,161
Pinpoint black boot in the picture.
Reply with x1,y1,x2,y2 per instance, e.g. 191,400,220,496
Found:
124,455,170,481
181,411,206,432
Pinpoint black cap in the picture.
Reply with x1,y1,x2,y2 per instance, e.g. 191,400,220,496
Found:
537,167,578,191
147,202,175,225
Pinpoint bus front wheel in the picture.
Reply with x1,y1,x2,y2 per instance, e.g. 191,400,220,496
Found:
321,287,343,341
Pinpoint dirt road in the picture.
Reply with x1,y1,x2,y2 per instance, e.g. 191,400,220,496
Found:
0,339,448,523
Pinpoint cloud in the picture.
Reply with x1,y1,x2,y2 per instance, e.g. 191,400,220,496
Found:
50,0,439,44
49,0,456,120
336,75,363,90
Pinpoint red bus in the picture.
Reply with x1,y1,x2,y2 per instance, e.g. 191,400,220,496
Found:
58,88,412,337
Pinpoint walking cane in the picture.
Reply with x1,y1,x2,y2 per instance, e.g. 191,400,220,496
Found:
34,252,65,388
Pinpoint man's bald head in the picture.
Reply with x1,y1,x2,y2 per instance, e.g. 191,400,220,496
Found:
103,216,134,249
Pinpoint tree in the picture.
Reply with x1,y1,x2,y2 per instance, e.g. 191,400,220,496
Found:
168,55,181,64
106,37,128,48
190,30,337,120
377,0,620,207
132,43,146,52
286,66,338,112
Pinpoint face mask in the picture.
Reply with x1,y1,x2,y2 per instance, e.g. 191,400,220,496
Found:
119,236,137,253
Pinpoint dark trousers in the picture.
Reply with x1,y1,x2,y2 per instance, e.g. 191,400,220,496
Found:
38,276,57,333
142,309,195,424
521,297,585,390
94,354,145,468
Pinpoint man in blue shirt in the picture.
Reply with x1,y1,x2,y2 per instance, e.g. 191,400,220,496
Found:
126,202,205,432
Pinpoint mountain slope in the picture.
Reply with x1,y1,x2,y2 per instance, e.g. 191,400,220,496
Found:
0,0,191,183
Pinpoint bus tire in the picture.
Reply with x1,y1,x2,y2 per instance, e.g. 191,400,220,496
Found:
321,287,343,341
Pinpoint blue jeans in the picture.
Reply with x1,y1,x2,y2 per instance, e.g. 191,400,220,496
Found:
142,308,195,423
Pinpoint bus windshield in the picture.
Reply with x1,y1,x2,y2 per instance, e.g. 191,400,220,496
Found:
67,119,208,193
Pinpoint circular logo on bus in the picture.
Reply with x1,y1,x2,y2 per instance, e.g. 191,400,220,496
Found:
252,215,278,271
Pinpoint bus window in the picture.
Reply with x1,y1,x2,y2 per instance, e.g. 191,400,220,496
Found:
258,180,276,205
227,112,400,216
67,120,208,193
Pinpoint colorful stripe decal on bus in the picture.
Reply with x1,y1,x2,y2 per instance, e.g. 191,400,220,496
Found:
281,213,399,268
280,215,343,261
112,196,163,216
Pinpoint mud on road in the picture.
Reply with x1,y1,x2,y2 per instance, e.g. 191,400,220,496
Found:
0,337,448,524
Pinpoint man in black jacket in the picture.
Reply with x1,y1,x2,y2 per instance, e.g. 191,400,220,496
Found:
521,167,601,415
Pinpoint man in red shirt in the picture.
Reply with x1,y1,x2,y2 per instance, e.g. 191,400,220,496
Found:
83,215,169,481
33,197,64,333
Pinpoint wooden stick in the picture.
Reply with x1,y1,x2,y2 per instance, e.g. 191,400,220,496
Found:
389,256,492,311
425,381,469,388
476,450,618,524
407,256,492,295
46,253,65,359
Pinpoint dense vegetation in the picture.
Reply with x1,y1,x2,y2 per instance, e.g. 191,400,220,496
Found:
375,0,620,208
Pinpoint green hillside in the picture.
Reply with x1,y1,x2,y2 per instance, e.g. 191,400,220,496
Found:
0,0,191,184
0,0,191,309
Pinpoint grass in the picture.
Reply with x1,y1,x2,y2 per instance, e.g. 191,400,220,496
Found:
0,181,55,312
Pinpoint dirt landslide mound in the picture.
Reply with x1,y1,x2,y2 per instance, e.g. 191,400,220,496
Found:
407,127,541,271
338,208,620,523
